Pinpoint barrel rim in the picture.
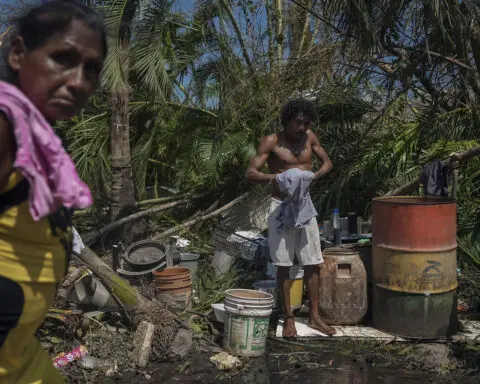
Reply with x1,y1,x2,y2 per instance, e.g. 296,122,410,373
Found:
374,284,458,294
152,267,191,277
374,243,458,253
323,246,359,256
372,196,456,205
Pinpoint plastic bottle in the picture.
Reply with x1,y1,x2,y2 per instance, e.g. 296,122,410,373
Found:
52,345,88,369
332,208,340,229
78,356,113,370
332,209,341,245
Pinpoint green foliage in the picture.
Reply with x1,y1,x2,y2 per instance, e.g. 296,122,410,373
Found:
69,0,480,267
192,261,252,312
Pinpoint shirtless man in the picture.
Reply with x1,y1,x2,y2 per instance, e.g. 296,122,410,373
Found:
245,98,336,338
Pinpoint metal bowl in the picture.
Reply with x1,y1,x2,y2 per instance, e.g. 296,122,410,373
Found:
124,239,166,271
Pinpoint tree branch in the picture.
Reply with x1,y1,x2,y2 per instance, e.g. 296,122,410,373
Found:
220,0,255,75
84,193,210,246
154,193,249,239
387,146,480,196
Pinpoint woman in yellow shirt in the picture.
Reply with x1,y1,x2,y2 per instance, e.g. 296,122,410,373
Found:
0,2,106,383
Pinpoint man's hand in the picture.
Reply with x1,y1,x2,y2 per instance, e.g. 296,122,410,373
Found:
309,130,333,181
245,135,278,184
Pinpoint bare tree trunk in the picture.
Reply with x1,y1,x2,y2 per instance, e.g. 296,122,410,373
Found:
265,0,275,71
298,3,312,54
220,0,255,75
110,42,136,220
275,0,284,66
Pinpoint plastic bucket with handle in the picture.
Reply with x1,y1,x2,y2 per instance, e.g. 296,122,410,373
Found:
223,289,274,357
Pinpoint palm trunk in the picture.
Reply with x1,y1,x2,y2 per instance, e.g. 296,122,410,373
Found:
265,0,275,71
308,18,319,51
110,42,136,220
220,0,255,75
298,6,311,55
275,0,284,66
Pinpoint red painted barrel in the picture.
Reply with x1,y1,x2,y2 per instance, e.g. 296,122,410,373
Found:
372,196,458,339
372,197,457,252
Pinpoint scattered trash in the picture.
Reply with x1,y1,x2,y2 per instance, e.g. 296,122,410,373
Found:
172,236,190,248
210,352,242,370
71,274,117,309
458,299,470,312
72,226,86,254
53,345,88,369
132,321,156,368
78,355,117,374
171,328,193,357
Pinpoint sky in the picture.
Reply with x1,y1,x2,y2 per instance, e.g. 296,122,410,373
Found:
0,0,268,106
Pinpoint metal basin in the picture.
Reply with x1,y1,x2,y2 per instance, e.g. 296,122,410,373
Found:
124,239,166,271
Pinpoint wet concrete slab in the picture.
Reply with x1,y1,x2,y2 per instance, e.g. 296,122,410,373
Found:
276,318,480,342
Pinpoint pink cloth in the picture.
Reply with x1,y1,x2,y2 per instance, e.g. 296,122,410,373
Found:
0,81,92,220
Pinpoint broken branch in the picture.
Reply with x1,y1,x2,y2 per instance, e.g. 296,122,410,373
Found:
154,193,249,239
84,199,190,246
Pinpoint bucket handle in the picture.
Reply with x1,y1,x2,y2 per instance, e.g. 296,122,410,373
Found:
229,303,269,316
232,303,245,311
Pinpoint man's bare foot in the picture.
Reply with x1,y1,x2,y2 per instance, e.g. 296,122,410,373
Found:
308,315,336,336
283,316,297,339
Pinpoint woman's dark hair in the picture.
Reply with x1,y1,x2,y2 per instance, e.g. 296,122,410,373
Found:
10,0,107,56
280,98,316,128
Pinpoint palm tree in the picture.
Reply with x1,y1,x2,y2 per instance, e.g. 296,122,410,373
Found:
75,0,190,219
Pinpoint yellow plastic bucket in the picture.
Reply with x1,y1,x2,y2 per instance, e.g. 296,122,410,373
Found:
262,264,305,309
289,277,303,309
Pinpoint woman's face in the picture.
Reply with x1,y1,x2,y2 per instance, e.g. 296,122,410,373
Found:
8,20,104,123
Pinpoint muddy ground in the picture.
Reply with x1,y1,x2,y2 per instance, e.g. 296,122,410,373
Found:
61,338,479,383
49,262,480,383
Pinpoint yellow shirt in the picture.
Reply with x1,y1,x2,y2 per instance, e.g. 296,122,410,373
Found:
0,171,71,283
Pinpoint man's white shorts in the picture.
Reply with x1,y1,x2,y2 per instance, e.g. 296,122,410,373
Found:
267,198,323,267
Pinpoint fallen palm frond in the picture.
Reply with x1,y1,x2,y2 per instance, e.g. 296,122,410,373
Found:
458,235,480,269
154,192,249,239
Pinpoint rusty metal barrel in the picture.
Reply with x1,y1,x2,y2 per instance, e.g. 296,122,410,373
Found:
372,196,458,339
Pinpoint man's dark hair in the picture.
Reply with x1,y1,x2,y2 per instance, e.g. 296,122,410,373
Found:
280,98,316,128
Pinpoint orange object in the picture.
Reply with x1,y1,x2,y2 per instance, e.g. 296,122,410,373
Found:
153,267,192,311
372,196,458,339
372,196,457,252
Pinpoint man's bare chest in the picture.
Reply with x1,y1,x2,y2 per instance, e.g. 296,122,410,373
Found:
268,142,313,171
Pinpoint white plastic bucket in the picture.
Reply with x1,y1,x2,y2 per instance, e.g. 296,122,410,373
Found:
211,303,226,323
223,289,274,357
